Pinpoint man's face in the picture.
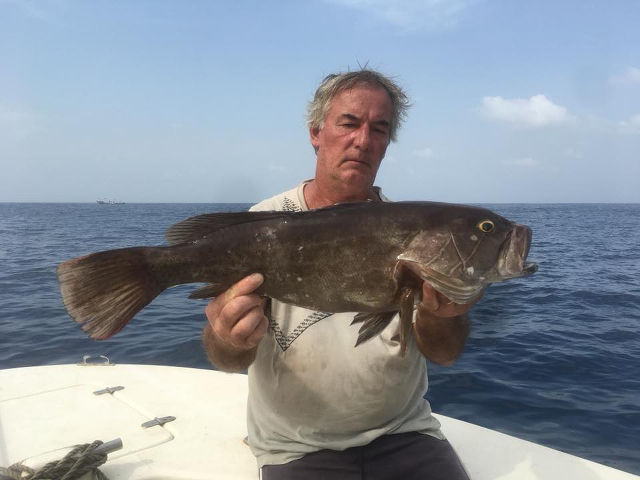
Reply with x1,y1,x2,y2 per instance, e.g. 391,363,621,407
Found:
310,84,393,194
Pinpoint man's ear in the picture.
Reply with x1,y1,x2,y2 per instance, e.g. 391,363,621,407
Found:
309,126,321,150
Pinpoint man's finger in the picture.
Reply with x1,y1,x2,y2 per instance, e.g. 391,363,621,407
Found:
227,304,266,348
223,273,265,303
421,282,440,311
243,314,269,348
205,273,264,330
208,273,264,318
220,294,263,330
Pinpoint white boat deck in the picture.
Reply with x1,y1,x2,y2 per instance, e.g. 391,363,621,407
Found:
0,363,637,480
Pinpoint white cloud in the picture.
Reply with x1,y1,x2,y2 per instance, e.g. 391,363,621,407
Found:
619,114,640,135
326,0,474,31
610,67,640,86
481,94,572,127
502,158,539,167
413,147,433,158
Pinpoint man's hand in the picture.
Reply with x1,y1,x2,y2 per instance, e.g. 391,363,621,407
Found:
413,282,482,366
206,273,268,350
202,273,268,371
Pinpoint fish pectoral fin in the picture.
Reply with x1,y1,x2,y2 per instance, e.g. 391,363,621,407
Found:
189,283,225,299
353,311,397,347
398,287,416,358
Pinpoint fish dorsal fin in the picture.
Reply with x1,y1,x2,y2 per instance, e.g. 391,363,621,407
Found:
164,210,297,245
164,202,369,246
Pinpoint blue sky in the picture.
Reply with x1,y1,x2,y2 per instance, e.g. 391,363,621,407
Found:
1,0,638,203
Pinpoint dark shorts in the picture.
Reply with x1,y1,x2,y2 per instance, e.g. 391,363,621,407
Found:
260,432,470,480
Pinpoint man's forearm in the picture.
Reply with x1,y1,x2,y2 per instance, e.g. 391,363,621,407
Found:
413,306,470,366
202,324,258,373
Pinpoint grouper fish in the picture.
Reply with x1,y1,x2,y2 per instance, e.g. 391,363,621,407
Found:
57,201,537,355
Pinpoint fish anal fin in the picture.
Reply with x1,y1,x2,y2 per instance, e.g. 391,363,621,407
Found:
354,311,397,347
189,283,225,299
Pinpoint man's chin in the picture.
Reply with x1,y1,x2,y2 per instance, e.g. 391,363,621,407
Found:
337,170,376,192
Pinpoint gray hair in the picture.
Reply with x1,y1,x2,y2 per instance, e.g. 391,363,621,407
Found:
306,69,411,143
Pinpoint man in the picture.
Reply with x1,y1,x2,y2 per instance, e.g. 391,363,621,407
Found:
202,69,478,479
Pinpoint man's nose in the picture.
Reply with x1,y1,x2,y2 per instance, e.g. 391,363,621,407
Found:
354,125,371,150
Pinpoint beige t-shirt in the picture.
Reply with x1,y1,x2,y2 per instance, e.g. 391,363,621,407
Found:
246,181,444,468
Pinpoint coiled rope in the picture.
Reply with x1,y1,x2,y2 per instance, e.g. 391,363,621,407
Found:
0,440,110,480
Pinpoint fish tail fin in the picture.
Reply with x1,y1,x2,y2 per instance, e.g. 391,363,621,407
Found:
57,247,167,340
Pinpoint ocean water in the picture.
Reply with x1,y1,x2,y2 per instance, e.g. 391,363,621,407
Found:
0,202,639,474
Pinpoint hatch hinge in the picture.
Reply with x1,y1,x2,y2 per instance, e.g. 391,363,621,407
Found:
141,416,176,428
93,386,125,396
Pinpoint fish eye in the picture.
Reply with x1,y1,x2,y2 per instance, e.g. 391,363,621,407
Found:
478,220,495,234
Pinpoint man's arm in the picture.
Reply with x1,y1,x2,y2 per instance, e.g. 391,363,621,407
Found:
202,273,268,373
413,283,480,366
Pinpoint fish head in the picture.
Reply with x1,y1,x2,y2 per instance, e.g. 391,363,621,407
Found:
397,205,537,303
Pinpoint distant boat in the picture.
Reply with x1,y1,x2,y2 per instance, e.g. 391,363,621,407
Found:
97,199,125,205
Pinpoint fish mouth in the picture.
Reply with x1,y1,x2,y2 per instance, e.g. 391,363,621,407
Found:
498,224,537,278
